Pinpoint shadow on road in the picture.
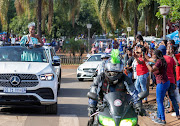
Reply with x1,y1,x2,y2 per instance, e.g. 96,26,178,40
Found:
61,78,78,84
61,78,93,84
59,88,89,97
0,106,48,115
58,104,88,118
0,103,88,118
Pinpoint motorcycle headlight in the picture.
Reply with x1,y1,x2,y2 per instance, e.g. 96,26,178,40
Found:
40,73,54,81
78,67,83,71
99,115,115,126
119,118,137,126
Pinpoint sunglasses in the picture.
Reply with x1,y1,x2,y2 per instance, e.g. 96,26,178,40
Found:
136,52,141,54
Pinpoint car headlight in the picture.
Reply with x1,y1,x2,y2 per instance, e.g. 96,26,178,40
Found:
78,67,83,71
99,115,115,126
40,73,54,81
119,118,137,126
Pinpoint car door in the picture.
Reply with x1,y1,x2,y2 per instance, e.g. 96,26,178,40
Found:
50,48,61,78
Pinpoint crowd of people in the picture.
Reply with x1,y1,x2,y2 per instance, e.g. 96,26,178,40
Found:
91,38,131,54
91,34,180,125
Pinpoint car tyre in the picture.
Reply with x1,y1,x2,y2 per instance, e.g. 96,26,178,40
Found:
45,103,57,114
78,78,84,81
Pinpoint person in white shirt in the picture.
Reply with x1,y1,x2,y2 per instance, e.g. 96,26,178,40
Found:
11,34,16,46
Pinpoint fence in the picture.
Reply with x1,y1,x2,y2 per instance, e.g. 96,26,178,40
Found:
58,55,86,64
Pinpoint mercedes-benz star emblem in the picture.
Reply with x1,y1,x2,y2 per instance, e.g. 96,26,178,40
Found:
9,76,21,86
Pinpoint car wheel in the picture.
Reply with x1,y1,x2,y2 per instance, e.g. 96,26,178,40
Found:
45,103,57,114
78,78,84,81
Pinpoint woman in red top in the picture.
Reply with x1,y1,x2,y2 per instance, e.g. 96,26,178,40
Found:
146,50,170,125
134,47,149,103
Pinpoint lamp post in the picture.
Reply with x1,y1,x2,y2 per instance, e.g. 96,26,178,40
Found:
159,5,171,40
87,24,92,53
166,25,169,35
127,27,131,45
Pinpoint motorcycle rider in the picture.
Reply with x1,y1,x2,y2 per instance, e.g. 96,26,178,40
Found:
88,49,143,116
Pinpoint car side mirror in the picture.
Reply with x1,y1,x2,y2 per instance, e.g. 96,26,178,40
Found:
52,56,60,66
87,92,98,101
138,91,149,100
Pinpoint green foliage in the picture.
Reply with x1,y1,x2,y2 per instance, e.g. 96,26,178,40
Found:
155,0,180,22
1,0,179,38
63,38,87,56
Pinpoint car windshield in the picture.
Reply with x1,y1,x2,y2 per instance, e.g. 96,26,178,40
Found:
87,55,101,62
0,47,48,62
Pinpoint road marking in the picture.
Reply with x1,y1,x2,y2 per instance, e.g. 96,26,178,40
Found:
62,73,76,77
59,114,79,126
0,115,27,126
58,97,88,105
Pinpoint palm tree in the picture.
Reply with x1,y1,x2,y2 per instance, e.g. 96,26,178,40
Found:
37,0,42,37
14,0,53,37
91,0,123,32
0,0,10,31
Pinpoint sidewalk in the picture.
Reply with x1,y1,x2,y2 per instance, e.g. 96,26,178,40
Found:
139,87,180,126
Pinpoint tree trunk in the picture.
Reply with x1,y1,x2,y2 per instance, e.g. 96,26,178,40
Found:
145,7,148,37
48,0,53,34
42,18,45,34
134,13,138,37
37,0,42,38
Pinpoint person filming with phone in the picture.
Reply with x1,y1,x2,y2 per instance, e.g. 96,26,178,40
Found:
134,45,149,103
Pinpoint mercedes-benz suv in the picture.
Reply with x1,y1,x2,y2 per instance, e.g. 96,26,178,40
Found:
0,46,61,114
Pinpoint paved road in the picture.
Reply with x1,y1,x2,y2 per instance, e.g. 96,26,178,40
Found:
0,69,91,126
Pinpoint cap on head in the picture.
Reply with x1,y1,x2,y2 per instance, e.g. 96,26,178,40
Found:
28,22,35,28
158,45,166,55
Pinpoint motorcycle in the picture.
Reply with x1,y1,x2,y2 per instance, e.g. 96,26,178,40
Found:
87,89,148,126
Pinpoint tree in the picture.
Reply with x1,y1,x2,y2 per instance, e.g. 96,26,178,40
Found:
138,0,161,36
63,38,86,56
91,0,123,32
155,0,180,22
37,0,42,37
0,0,13,32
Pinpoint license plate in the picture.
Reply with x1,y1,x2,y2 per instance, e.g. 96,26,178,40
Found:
3,88,26,93
86,73,93,76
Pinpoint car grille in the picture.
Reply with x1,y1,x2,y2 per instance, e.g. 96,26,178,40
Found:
0,74,38,80
0,88,54,100
0,74,39,87
83,68,96,73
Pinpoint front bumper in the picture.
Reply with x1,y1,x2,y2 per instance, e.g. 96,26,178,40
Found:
0,77,58,106
0,88,57,105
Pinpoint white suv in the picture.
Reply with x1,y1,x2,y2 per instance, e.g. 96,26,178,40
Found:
0,45,61,114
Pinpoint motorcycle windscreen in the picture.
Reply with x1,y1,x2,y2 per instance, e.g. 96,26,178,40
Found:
104,92,130,117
